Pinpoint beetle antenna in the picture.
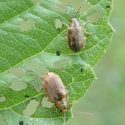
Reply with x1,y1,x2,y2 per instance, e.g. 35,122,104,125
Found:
76,6,81,14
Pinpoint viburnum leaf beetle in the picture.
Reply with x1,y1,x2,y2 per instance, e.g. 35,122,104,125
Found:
42,72,68,112
68,18,85,52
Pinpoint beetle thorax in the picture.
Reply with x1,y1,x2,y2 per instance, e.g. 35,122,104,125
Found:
71,18,80,27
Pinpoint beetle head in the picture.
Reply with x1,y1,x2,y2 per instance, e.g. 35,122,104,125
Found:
56,98,68,113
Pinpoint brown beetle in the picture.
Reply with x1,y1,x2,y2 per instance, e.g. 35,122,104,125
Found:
42,72,68,112
68,18,85,52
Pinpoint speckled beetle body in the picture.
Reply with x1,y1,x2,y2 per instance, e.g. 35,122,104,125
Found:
68,18,85,52
42,72,68,112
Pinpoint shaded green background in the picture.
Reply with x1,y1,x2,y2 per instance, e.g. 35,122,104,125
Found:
66,0,125,125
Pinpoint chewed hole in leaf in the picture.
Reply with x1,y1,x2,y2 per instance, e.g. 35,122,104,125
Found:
31,78,42,92
53,59,69,70
10,78,27,91
0,114,8,124
0,95,6,103
23,99,39,117
66,1,91,16
21,70,39,83
23,62,49,77
85,6,104,23
55,18,63,29
61,0,90,17
42,97,54,108
9,68,25,78
1,73,17,84
20,19,35,32
87,12,102,23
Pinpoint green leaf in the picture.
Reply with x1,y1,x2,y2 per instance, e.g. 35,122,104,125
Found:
0,0,113,125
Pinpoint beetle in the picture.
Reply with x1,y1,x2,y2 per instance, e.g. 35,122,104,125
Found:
68,18,85,52
42,72,68,112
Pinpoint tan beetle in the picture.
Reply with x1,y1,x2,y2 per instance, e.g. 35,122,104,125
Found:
68,18,85,52
42,72,68,112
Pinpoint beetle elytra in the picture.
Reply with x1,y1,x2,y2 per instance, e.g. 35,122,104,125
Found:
68,18,85,52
